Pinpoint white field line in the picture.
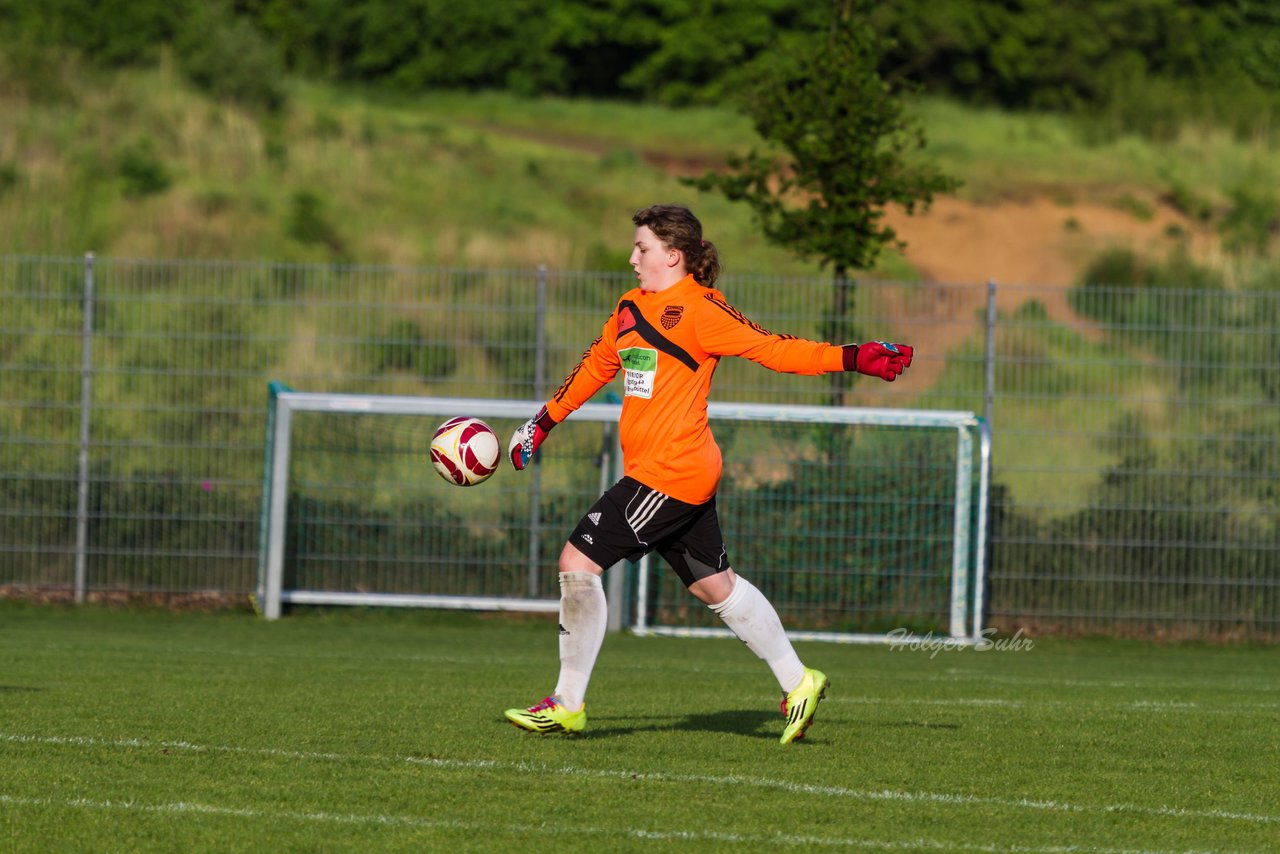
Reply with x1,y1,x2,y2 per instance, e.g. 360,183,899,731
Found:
827,697,1280,712
3,732,1276,827
933,670,1280,693
0,793,1216,854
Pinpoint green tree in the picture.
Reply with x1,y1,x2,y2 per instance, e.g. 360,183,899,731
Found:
683,0,956,399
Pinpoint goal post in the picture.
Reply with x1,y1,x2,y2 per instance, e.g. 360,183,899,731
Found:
257,384,990,644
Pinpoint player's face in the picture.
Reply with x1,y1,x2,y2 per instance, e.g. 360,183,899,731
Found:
629,225,680,292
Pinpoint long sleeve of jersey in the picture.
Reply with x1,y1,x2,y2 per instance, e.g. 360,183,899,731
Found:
694,291,845,375
544,312,621,424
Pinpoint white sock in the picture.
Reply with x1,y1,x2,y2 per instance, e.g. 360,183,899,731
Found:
553,571,607,711
710,575,806,693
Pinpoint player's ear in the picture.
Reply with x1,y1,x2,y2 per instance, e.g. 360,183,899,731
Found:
667,248,683,270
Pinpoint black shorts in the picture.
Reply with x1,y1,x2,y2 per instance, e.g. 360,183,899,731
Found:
568,476,730,587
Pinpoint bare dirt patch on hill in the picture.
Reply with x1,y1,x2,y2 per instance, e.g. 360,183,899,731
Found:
883,194,1215,288
876,195,1220,377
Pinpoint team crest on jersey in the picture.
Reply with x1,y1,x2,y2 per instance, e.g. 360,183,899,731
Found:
660,305,684,330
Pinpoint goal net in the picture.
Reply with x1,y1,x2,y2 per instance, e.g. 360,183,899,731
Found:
258,384,990,643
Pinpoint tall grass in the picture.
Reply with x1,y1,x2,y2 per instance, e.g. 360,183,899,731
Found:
914,98,1280,211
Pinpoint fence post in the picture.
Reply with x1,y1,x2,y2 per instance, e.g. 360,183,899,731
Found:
984,279,996,431
527,266,549,598
74,253,95,604
979,278,996,635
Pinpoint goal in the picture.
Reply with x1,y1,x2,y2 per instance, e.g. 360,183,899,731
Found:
257,384,990,643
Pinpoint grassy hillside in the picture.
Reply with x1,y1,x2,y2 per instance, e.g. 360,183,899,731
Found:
2,54,1277,282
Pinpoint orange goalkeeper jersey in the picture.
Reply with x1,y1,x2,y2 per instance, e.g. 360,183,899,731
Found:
543,274,845,504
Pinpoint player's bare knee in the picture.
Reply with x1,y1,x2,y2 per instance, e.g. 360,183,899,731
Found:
559,541,604,576
689,567,737,606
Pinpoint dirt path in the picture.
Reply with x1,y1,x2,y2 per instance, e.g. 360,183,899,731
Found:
884,195,1213,288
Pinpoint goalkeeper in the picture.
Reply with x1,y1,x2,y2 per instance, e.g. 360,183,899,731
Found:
504,203,912,744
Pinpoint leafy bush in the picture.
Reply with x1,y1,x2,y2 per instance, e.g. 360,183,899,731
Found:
174,2,286,114
1161,177,1214,223
0,161,17,195
285,190,344,256
1219,184,1279,255
116,141,170,197
0,0,177,68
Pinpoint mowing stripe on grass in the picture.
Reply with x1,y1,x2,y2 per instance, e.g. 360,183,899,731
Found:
4,732,1276,827
0,793,1219,854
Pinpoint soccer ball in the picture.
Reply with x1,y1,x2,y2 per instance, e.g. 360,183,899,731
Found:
429,417,500,486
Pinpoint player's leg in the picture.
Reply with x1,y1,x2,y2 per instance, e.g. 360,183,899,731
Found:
552,541,607,715
503,541,603,734
696,566,829,744
504,481,640,735
661,502,829,743
685,564,806,698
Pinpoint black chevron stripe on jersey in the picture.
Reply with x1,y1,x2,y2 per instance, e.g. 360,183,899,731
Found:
617,300,701,372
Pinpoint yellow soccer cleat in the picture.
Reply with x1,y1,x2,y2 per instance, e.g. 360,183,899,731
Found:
504,696,586,735
779,668,829,744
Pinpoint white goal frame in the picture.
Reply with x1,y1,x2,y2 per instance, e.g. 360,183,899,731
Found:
257,387,990,644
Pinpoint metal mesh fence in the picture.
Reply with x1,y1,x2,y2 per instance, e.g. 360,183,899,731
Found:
2,255,1276,638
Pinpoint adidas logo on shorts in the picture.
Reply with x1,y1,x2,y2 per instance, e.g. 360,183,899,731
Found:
588,512,602,525
581,533,594,545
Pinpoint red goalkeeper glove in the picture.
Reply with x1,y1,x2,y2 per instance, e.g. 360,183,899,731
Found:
842,341,913,381
508,406,558,470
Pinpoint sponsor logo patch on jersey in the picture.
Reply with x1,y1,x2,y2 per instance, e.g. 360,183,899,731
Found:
580,532,594,545
660,305,684,330
617,306,637,334
588,512,602,525
619,346,658,398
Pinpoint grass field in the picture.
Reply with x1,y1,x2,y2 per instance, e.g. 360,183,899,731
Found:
2,603,1277,852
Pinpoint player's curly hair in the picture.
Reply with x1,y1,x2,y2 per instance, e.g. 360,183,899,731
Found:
632,204,721,287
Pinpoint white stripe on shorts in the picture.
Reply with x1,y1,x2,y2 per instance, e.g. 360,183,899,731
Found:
625,486,669,542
